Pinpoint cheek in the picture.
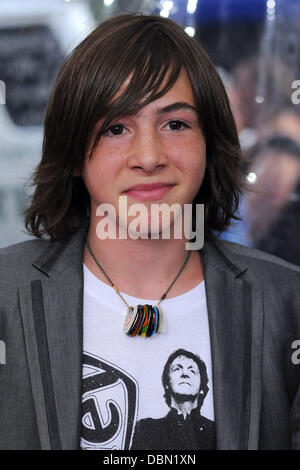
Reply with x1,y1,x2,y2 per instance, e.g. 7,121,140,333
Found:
169,374,177,386
173,139,206,174
83,153,121,188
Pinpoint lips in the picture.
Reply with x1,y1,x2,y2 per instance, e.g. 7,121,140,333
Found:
123,183,176,202
125,183,175,192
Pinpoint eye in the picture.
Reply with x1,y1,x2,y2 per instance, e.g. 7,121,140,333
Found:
166,120,190,131
104,124,126,136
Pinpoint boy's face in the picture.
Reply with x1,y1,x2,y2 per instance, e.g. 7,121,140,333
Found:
82,68,206,236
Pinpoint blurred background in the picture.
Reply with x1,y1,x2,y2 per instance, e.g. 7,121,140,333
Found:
0,0,299,266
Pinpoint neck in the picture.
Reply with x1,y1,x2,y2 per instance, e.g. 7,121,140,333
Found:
170,397,199,419
83,216,204,300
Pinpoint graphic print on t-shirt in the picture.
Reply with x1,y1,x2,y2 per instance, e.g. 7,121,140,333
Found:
81,353,139,450
81,266,214,450
81,349,215,450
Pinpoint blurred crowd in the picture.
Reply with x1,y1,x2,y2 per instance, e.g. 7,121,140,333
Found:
220,51,300,267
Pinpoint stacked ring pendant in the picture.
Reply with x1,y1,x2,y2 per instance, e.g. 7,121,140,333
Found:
85,232,191,338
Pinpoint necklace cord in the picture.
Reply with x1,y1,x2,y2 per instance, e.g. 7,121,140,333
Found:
85,233,191,308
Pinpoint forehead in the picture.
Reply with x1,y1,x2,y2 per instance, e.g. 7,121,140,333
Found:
170,355,198,368
113,67,196,110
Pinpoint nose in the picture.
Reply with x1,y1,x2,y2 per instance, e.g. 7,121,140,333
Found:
180,371,189,378
128,128,167,173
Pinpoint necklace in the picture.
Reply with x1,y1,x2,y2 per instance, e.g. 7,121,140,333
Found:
85,234,192,338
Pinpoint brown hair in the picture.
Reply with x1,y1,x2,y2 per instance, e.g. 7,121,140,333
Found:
24,13,245,241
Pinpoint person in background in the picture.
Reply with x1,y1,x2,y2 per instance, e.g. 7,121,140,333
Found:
255,179,300,267
257,106,300,148
246,136,300,248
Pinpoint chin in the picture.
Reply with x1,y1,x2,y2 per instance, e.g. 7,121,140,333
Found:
172,392,198,404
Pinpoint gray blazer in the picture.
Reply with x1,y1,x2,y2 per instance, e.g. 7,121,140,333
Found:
0,224,300,450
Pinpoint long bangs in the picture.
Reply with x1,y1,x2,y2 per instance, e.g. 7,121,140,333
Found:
88,28,183,157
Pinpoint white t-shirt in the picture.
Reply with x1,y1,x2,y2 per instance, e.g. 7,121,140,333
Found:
80,263,215,450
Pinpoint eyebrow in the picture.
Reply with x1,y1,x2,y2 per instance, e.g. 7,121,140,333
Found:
156,101,198,115
172,363,198,371
103,101,199,124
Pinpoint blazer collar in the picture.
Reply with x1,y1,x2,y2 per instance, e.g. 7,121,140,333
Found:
201,236,249,278
32,221,88,277
25,227,262,450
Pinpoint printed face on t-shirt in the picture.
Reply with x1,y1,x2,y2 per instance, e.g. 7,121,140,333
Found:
168,355,201,396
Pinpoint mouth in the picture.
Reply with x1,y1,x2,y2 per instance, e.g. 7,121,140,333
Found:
123,183,176,202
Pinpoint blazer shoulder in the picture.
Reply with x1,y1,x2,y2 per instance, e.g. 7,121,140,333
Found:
214,238,300,281
0,238,53,282
0,238,51,261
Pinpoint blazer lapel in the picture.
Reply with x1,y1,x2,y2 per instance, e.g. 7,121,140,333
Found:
19,281,54,450
201,239,264,450
19,226,87,449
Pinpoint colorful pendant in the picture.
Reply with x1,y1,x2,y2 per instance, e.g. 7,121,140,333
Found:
123,304,165,337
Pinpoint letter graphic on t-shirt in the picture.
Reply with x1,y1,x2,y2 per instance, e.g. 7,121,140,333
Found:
81,353,139,450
